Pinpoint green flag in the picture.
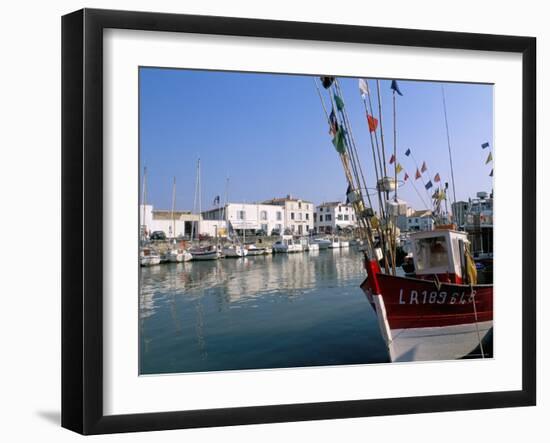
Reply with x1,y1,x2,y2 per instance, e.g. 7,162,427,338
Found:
332,127,347,154
334,94,345,111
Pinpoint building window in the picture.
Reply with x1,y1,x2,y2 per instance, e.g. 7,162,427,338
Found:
344,214,349,221
238,210,246,220
306,225,309,232
298,202,302,209
339,206,342,212
261,223,268,232
298,213,302,221
320,207,323,212
260,210,267,220
276,211,282,221
319,215,323,222
291,212,295,220
337,214,343,221
305,213,309,220
326,214,332,221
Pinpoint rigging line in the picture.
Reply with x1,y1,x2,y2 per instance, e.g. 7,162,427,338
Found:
364,81,387,220
334,79,375,211
442,85,458,221
408,151,436,209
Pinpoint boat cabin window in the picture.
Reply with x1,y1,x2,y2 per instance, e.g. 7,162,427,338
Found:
414,235,449,272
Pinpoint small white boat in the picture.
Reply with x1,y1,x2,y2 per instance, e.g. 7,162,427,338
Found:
167,248,192,262
272,235,303,253
190,246,221,261
307,242,319,252
245,244,268,256
300,237,319,252
140,248,161,266
312,238,331,249
329,236,349,248
222,245,248,258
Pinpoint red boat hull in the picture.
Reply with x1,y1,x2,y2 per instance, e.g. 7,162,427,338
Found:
361,260,493,361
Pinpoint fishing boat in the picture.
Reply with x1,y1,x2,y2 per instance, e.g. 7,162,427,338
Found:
140,247,161,266
314,76,493,362
272,235,303,253
361,227,492,361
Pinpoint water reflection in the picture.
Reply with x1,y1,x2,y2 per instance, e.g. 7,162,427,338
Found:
140,248,366,317
139,248,388,373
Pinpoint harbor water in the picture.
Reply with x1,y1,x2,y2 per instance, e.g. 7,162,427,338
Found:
139,247,390,374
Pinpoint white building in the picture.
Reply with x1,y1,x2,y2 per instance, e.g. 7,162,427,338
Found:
202,202,285,236
314,201,357,234
407,209,434,232
139,204,200,238
263,195,314,235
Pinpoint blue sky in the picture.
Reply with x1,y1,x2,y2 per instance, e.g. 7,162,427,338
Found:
140,68,493,211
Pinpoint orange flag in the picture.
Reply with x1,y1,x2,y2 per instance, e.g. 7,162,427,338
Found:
367,114,378,132
415,169,421,180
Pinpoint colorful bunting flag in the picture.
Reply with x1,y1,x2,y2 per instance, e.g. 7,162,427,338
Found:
390,80,403,96
481,142,490,149
421,161,427,173
367,114,378,132
434,173,441,183
489,169,493,177
486,152,493,164
425,180,433,190
334,94,345,111
415,169,421,180
389,154,396,164
396,163,403,174
404,172,409,181
332,127,347,154
320,76,335,89
359,79,369,97
329,108,339,136
405,148,411,156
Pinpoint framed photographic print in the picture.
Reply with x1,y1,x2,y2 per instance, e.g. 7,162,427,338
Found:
61,8,536,435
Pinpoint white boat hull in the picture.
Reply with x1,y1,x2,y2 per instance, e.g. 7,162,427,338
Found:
306,243,319,252
191,251,221,261
223,247,248,258
388,320,493,362
140,256,161,266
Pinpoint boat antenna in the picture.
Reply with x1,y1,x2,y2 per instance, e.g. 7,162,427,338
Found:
442,86,458,222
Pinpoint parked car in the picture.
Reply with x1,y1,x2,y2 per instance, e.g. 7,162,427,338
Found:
270,228,281,236
150,231,166,241
255,229,267,237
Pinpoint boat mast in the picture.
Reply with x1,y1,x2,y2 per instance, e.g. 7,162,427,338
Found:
170,176,176,241
442,86,458,222
141,166,147,242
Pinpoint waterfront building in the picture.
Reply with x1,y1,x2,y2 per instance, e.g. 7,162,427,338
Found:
396,206,414,232
139,204,200,239
463,191,493,257
263,195,314,235
406,209,434,232
314,201,357,234
202,202,285,236
451,200,470,228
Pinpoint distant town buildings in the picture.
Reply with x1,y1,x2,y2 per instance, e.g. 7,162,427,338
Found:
314,201,357,234
406,209,434,232
451,200,469,228
202,202,284,236
262,195,314,235
140,204,199,238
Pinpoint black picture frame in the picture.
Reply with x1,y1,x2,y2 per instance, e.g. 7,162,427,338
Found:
62,8,536,435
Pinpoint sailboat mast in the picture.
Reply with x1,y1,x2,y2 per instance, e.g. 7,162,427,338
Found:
171,176,176,240
141,166,147,241
198,158,202,238
442,86,458,222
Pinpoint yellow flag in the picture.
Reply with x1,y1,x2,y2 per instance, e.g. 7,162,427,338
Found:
485,152,493,164
396,163,403,174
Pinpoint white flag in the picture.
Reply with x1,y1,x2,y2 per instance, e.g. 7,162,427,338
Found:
358,78,369,98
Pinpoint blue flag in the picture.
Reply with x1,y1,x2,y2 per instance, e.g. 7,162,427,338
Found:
391,80,403,96
405,148,411,156
425,181,433,190
481,142,490,149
